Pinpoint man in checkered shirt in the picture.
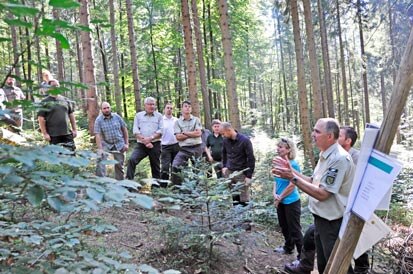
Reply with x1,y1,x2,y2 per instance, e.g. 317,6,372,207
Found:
94,102,129,180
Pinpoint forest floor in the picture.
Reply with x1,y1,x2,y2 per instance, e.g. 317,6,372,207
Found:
84,200,412,274
85,203,310,274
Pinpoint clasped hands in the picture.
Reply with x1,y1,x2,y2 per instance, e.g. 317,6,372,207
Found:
139,135,154,148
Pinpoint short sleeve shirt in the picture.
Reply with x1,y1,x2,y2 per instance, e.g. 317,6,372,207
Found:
206,133,223,161
2,85,25,112
37,95,75,137
174,115,202,146
161,115,178,145
94,113,127,151
349,147,359,165
275,159,301,204
132,111,163,142
309,143,355,220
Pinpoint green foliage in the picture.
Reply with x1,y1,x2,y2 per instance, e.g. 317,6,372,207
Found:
0,143,164,273
386,167,413,226
155,159,250,271
49,0,80,9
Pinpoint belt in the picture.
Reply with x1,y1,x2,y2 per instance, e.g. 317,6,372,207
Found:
182,144,201,148
162,143,179,147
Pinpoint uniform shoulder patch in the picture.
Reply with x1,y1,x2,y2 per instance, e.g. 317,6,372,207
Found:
325,167,338,185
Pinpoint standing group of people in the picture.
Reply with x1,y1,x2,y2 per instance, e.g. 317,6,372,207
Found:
2,74,367,273
95,97,256,206
272,118,368,274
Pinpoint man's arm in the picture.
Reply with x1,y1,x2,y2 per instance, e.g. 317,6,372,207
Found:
291,176,331,201
121,126,129,151
180,128,202,138
95,133,103,150
38,116,50,141
69,112,77,138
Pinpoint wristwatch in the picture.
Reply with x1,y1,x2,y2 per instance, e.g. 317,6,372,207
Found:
291,177,298,184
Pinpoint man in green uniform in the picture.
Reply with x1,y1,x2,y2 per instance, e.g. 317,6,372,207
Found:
274,118,355,274
37,79,77,151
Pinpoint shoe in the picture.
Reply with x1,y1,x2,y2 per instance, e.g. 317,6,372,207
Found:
354,267,369,274
274,246,293,254
284,262,312,274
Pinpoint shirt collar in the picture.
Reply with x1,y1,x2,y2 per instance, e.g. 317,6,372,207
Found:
320,142,338,160
181,114,193,121
103,113,113,120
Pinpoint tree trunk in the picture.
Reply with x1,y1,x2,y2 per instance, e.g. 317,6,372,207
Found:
147,4,160,106
216,0,241,129
181,0,201,117
203,0,214,117
303,0,323,121
34,15,42,86
388,0,396,83
317,0,334,118
24,23,32,99
380,71,387,118
208,0,218,117
9,13,21,79
357,0,370,125
75,29,87,113
109,0,123,116
336,0,349,125
53,8,65,81
246,34,256,109
275,13,290,126
79,0,99,134
95,23,111,103
125,0,142,112
291,0,315,167
174,48,183,105
191,0,211,128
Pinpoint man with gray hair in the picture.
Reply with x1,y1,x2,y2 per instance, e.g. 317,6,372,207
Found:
126,97,163,181
274,118,355,274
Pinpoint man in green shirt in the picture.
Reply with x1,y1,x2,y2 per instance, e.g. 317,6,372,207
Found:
205,119,223,178
37,79,77,151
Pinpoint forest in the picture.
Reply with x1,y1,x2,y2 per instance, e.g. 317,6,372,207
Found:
0,0,412,273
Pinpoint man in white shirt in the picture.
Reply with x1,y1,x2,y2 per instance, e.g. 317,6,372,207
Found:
160,102,180,184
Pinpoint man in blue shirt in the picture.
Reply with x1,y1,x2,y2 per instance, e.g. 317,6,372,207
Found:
94,102,129,180
220,122,255,206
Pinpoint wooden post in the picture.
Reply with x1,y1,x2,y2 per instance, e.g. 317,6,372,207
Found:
327,26,413,273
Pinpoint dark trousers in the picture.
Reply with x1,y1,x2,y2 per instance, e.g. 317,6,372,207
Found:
171,144,202,185
161,143,180,180
354,252,370,273
277,199,303,257
126,142,161,180
50,134,76,151
303,224,316,251
301,223,368,273
314,215,353,274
